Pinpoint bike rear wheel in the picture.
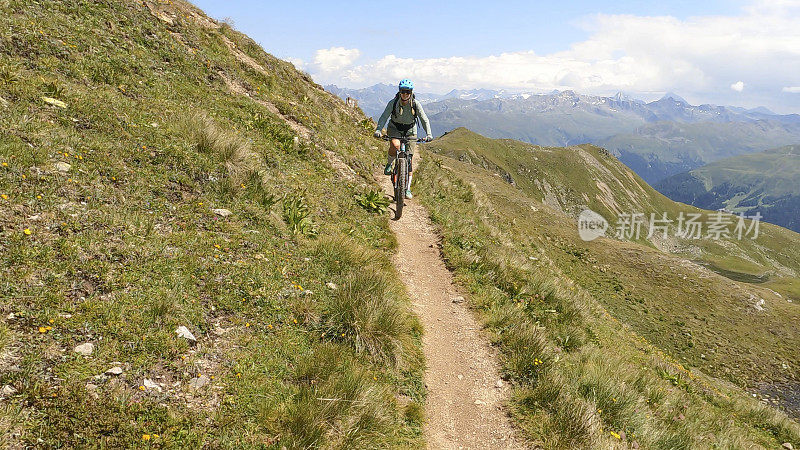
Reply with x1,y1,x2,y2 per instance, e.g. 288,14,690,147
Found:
395,156,407,219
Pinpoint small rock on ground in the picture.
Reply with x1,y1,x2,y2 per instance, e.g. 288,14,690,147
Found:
188,375,210,390
55,162,71,172
105,366,124,376
143,379,162,393
326,282,338,290
212,208,232,217
73,342,94,356
783,443,793,450
451,296,465,304
175,326,197,343
1,385,17,396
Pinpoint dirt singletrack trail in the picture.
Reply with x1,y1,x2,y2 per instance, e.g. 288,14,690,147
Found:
378,173,523,449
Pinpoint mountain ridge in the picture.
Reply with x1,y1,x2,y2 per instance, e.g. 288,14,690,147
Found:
329,83,800,183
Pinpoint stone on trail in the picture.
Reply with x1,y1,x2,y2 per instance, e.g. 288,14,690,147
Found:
212,208,232,217
451,296,465,304
55,162,71,172
783,443,794,450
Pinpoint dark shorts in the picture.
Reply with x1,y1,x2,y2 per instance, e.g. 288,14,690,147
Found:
386,121,417,154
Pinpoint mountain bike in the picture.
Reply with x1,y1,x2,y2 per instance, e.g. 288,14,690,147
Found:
382,136,427,219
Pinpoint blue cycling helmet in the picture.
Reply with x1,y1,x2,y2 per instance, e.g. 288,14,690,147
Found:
398,79,414,91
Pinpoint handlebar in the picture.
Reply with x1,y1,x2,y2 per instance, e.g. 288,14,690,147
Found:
380,136,430,143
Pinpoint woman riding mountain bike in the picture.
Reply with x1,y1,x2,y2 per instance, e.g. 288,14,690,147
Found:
373,79,433,199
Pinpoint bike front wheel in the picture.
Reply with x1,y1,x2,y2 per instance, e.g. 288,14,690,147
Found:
395,156,407,219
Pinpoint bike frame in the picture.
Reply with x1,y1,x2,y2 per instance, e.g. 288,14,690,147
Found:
383,135,426,218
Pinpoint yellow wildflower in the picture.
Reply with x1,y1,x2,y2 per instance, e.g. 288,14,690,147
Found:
24,229,32,235
142,434,151,441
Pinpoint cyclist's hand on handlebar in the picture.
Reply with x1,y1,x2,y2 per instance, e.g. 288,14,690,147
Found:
373,130,382,139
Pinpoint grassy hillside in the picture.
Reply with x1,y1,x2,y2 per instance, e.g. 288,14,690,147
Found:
656,145,800,233
416,128,800,448
429,129,800,300
0,0,425,447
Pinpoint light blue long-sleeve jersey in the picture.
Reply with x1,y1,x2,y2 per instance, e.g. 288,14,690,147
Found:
375,96,432,137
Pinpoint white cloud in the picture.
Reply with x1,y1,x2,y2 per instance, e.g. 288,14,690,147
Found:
286,57,305,70
783,86,800,93
731,81,744,92
307,1,800,110
312,47,361,72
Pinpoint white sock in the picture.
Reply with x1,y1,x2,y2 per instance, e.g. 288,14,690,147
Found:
407,173,413,189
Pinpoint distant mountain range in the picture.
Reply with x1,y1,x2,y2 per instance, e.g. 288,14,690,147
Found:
326,84,800,184
656,145,800,233
324,83,515,118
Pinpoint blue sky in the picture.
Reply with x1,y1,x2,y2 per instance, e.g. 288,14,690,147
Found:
193,0,744,60
192,0,800,113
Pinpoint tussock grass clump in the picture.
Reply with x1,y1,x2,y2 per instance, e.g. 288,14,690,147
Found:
284,345,397,449
500,322,551,384
181,113,258,171
577,362,640,432
515,374,598,448
323,269,416,367
312,238,422,369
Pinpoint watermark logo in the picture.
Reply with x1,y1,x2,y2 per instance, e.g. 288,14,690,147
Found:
578,209,609,241
578,210,762,241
